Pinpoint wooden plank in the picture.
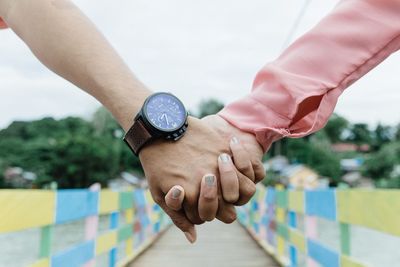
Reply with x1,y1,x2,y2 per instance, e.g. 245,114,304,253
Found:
341,255,367,267
99,190,119,214
288,191,304,213
55,190,98,224
96,231,117,255
0,190,55,233
337,190,400,236
39,225,52,258
119,192,133,211
289,228,306,253
305,190,336,221
130,221,279,267
340,223,350,255
307,239,339,267
51,240,95,267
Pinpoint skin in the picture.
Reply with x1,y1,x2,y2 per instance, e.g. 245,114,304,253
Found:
0,0,265,242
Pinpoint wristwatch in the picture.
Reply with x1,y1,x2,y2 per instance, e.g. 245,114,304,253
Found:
123,92,189,155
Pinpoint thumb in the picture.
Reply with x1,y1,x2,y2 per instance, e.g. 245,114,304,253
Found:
159,202,197,243
165,185,185,211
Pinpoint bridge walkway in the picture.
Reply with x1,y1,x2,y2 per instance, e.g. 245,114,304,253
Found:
130,221,278,267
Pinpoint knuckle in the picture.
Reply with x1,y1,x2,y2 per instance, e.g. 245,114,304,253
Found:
202,194,218,202
237,163,252,173
153,195,164,205
243,183,256,198
221,169,236,176
224,193,239,203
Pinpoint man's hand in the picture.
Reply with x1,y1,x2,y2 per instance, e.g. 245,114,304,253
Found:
139,116,238,242
140,115,265,243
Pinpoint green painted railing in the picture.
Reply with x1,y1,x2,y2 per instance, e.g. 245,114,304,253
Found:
238,186,400,267
0,187,170,267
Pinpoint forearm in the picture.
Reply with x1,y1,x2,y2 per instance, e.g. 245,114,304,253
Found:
220,0,400,151
0,0,150,130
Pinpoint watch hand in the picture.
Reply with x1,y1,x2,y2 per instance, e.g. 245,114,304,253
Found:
165,114,170,125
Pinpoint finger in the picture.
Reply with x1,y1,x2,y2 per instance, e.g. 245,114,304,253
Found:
235,171,257,206
198,174,218,221
230,137,255,182
251,157,265,183
183,188,205,225
218,153,239,203
216,197,237,224
165,185,185,211
158,201,197,243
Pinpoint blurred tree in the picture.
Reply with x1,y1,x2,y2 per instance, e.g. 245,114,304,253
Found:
286,138,341,182
197,99,224,118
372,123,393,151
323,113,349,143
91,107,142,173
363,141,400,182
395,123,400,141
347,123,372,145
0,111,144,189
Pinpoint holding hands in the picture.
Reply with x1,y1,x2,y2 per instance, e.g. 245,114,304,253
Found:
139,114,265,243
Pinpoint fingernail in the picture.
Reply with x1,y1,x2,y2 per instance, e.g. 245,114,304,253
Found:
205,175,215,187
231,137,239,144
184,231,196,243
219,153,230,163
172,187,181,199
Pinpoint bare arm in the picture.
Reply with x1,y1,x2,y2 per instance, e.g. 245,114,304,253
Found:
0,0,150,130
0,0,265,241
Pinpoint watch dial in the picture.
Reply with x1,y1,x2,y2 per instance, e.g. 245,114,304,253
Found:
145,93,186,131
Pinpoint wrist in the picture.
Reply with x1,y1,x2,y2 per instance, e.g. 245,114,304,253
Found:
100,84,152,132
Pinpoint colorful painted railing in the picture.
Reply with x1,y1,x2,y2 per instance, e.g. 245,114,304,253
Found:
0,187,170,267
237,186,400,267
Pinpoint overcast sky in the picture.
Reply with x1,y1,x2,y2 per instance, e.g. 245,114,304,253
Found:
0,0,399,129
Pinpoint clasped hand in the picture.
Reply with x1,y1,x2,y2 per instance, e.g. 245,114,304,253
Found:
139,114,265,243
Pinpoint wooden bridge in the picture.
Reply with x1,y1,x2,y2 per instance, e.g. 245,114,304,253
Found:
132,221,277,267
0,186,399,267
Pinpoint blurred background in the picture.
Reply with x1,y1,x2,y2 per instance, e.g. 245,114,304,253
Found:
0,0,399,190
1,1,400,267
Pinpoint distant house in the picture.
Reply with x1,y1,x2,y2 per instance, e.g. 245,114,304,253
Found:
280,164,320,189
4,167,37,188
331,143,357,153
342,171,373,188
264,156,289,172
331,143,370,153
340,158,364,172
107,171,145,190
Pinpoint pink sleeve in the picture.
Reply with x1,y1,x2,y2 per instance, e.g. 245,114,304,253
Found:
219,0,400,152
0,18,7,29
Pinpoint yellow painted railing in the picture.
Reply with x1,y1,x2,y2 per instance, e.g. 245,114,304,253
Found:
0,188,170,267
238,186,400,267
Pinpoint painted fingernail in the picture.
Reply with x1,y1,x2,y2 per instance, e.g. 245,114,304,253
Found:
231,137,239,144
220,153,230,163
184,232,196,243
205,175,215,187
172,187,181,199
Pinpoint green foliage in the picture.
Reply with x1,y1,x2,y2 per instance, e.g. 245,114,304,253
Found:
286,138,341,182
196,99,225,118
363,141,400,180
0,108,143,189
396,124,400,141
347,123,372,145
371,123,392,151
323,113,349,143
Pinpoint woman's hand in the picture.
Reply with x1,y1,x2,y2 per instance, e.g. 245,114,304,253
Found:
162,115,265,242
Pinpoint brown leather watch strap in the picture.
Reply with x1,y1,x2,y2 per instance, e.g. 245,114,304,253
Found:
124,120,152,155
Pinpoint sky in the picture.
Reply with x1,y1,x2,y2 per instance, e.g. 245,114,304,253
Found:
0,0,399,129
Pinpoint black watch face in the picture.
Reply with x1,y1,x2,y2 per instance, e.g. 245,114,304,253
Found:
144,93,187,132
